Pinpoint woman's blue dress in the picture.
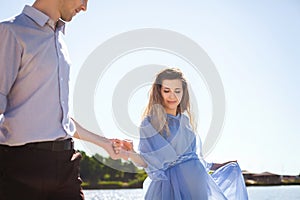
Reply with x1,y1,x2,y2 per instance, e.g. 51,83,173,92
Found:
138,114,248,200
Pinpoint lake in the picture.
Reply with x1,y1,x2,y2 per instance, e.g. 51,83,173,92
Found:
83,185,300,200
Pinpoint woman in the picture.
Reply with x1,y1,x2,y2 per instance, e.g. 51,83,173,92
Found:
114,68,248,200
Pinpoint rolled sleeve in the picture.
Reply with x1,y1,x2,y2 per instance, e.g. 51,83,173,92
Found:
0,22,22,113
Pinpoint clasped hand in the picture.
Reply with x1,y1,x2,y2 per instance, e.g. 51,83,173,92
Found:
111,139,134,160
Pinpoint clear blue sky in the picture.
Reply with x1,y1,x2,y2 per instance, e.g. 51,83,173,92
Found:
1,1,300,175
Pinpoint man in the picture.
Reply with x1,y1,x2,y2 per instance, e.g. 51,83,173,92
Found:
0,0,120,199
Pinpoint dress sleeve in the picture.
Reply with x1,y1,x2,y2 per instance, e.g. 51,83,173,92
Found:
0,23,22,114
138,117,177,180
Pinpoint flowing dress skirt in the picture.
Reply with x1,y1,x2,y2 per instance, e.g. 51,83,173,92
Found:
143,160,248,200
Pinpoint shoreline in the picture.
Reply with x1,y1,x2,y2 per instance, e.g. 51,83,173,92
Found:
82,182,300,190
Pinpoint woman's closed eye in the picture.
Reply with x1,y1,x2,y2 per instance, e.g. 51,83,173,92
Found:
163,89,181,94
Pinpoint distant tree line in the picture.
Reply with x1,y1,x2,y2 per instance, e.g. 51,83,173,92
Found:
79,151,147,189
79,151,300,189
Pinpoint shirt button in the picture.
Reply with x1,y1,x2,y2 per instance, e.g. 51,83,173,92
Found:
62,101,65,104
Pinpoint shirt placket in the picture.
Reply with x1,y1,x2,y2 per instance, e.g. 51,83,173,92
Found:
55,29,70,133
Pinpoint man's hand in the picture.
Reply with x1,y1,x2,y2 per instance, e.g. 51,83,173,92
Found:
108,139,130,160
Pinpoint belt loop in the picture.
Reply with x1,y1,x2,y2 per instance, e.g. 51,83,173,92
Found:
51,141,56,151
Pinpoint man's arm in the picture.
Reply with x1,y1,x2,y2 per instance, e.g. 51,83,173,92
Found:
0,23,22,114
72,119,122,160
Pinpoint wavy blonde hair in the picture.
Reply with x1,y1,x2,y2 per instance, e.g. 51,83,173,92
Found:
142,68,194,136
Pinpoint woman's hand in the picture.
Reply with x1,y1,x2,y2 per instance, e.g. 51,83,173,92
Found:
112,139,148,168
111,139,134,160
210,160,237,171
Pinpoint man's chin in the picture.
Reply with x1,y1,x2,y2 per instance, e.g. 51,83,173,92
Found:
61,16,73,22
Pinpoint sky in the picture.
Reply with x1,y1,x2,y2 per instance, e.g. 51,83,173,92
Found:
1,1,300,175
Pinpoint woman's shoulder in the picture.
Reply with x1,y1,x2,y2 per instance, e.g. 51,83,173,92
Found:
139,116,156,132
139,116,160,138
140,116,151,126
179,113,190,123
181,113,189,120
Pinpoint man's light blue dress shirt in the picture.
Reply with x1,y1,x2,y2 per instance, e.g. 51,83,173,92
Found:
0,5,75,146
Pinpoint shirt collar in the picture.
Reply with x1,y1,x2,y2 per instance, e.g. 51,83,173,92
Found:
167,113,181,120
22,5,66,34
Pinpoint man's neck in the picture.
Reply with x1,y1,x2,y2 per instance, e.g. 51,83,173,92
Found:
32,0,60,22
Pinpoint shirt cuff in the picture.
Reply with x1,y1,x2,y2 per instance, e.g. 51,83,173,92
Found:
0,93,7,114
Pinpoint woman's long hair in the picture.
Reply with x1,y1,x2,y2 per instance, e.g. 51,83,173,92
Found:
142,68,194,136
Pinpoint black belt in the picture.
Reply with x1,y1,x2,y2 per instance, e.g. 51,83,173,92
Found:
26,139,74,151
0,139,74,152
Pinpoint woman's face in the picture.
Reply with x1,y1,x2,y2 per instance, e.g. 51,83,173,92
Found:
160,79,183,115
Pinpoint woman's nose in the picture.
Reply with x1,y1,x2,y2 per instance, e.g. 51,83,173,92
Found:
169,91,177,99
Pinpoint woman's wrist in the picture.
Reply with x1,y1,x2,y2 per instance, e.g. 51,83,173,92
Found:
126,149,135,160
